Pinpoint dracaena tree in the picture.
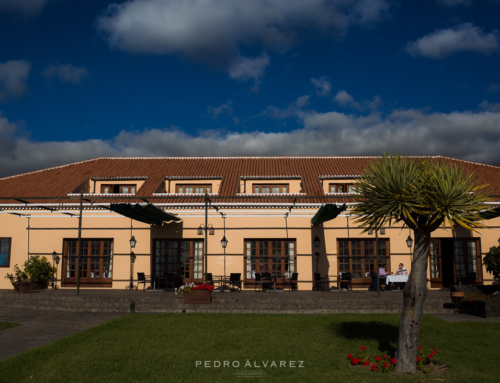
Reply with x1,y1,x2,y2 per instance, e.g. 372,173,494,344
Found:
352,154,490,373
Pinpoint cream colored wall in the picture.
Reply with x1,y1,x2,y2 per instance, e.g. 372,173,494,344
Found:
243,179,302,194
93,180,146,194
1,210,500,290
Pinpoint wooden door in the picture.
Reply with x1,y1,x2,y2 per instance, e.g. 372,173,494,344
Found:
429,239,443,288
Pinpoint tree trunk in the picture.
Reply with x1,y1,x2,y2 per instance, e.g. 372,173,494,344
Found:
395,229,430,373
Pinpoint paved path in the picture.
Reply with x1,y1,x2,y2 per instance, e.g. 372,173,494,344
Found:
431,313,500,322
0,307,123,361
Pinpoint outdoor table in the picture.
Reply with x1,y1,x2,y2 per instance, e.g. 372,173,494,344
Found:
386,275,408,291
213,275,227,292
261,275,281,292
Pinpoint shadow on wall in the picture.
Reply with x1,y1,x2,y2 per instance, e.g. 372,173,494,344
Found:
330,321,399,355
311,225,329,276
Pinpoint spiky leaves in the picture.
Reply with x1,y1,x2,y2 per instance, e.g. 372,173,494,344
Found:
352,154,490,234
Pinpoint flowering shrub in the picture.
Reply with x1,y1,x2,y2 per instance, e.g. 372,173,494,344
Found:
4,264,30,289
347,345,440,373
23,256,56,283
175,282,215,297
461,292,492,302
416,346,439,374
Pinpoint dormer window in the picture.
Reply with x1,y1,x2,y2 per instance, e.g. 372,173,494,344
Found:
176,184,211,194
101,184,136,194
253,184,289,194
329,183,358,194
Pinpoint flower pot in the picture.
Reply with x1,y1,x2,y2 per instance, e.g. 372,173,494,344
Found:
14,283,32,294
31,280,49,291
183,290,211,304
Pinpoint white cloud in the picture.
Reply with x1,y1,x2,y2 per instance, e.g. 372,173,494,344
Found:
208,101,233,120
334,90,355,106
0,60,31,102
43,64,89,84
0,0,49,15
311,76,331,96
405,23,499,59
228,54,270,89
478,100,500,112
4,103,500,177
488,84,500,92
97,0,389,82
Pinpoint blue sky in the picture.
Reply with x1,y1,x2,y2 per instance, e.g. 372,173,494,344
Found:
1,0,500,176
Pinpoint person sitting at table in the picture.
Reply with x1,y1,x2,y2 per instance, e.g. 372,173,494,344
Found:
370,265,387,291
396,263,408,275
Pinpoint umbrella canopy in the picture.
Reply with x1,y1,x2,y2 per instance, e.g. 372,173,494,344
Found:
311,203,347,225
109,203,181,225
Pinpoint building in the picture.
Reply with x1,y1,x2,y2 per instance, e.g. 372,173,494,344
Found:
1,156,499,291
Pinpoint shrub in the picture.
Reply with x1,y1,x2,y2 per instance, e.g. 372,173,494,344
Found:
4,264,30,289
23,256,56,283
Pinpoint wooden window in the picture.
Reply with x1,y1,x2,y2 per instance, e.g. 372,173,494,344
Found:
329,183,358,193
252,184,289,194
175,184,211,194
100,184,136,194
62,239,113,287
454,239,482,281
337,239,390,283
244,240,296,281
153,239,204,283
0,238,12,267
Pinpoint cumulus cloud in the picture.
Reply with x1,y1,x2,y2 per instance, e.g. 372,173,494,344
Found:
96,0,389,82
478,100,500,112
0,60,31,102
4,103,500,177
207,101,233,120
334,90,355,106
405,23,499,59
43,64,89,84
0,0,49,15
311,76,332,96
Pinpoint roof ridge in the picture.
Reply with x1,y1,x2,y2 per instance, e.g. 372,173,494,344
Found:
0,157,103,181
438,155,500,170
76,155,439,160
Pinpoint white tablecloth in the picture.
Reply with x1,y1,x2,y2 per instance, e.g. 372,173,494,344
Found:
386,275,408,283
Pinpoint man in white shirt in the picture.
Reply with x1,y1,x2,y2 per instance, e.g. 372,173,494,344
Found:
396,263,408,275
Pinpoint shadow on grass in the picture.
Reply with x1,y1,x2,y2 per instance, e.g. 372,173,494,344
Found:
330,321,399,355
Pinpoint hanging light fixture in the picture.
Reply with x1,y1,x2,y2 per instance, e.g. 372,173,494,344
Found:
197,225,203,235
314,235,320,247
221,236,228,248
52,251,57,261
130,235,137,248
406,235,413,248
209,224,214,235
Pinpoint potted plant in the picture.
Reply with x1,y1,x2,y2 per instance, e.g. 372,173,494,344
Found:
176,282,214,304
5,264,32,294
23,255,56,290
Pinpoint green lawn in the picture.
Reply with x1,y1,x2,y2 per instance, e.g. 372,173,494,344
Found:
0,314,498,383
0,321,20,331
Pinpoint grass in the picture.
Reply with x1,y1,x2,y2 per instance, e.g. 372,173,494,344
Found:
0,314,499,383
0,321,21,331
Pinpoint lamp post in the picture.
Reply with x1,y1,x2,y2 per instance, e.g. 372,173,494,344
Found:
129,251,136,290
315,252,320,273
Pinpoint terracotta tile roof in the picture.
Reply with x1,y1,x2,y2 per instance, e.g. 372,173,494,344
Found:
0,156,499,207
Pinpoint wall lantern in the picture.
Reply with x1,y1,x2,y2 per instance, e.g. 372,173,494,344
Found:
130,235,137,248
197,225,203,235
52,251,57,261
221,236,228,249
208,224,214,235
406,235,413,248
314,235,320,248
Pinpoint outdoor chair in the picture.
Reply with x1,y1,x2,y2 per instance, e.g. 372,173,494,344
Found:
254,272,264,292
228,273,242,291
284,273,299,291
261,272,272,291
339,272,352,291
314,273,327,291
164,272,175,291
137,272,152,291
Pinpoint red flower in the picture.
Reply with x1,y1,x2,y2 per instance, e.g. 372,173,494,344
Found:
417,356,421,362
376,357,382,362
352,359,359,365
418,346,422,350
347,354,352,359
360,346,366,350
371,365,377,371
431,352,435,356
427,354,432,359
383,365,388,369
371,355,373,358
434,348,438,352
384,355,387,359
364,361,370,366
390,358,397,364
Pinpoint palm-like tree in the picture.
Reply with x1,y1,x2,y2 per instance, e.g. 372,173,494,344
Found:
352,154,490,373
